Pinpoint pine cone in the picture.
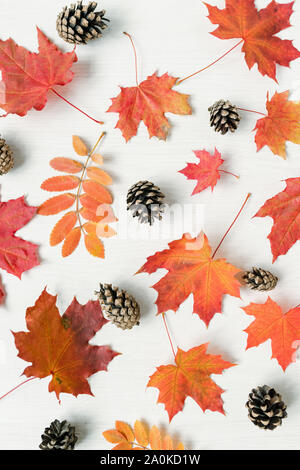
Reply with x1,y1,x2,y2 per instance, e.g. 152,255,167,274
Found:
57,1,109,45
39,419,78,450
246,385,287,430
0,138,14,175
243,267,278,291
208,99,241,134
96,283,140,330
127,181,165,225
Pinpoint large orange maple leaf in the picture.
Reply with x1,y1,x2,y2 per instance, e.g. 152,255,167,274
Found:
148,344,235,422
0,27,77,117
243,298,300,371
137,233,241,326
107,72,191,142
254,178,300,262
13,289,119,400
205,0,300,81
254,91,300,158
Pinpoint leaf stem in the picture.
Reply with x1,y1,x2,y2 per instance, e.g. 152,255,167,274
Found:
162,313,176,359
123,32,139,86
0,377,37,401
75,131,106,233
237,107,266,117
219,170,239,179
177,40,243,85
51,89,104,124
212,193,251,259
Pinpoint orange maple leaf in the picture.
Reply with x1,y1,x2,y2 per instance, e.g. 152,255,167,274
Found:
254,178,300,262
254,91,300,158
243,298,300,371
13,289,119,400
205,0,300,81
137,233,241,327
148,344,235,422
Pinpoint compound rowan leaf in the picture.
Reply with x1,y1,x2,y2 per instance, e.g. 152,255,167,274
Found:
13,289,119,400
50,211,77,246
62,227,81,257
72,136,88,156
148,344,235,422
254,178,300,261
0,28,77,117
179,148,224,195
50,157,83,174
205,0,300,81
41,175,80,192
82,180,112,204
107,72,191,142
84,234,105,258
137,233,241,326
254,91,300,158
38,194,75,215
87,167,113,185
0,196,39,278
243,298,300,371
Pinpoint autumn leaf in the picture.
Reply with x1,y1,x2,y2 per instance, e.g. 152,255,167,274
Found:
0,28,77,117
62,227,81,257
50,212,77,246
103,420,185,450
205,0,300,81
0,278,5,305
50,157,83,174
243,297,300,371
38,194,76,215
41,176,80,192
254,91,300,158
73,136,88,156
0,196,39,279
107,33,191,142
13,289,119,400
254,178,300,262
179,148,238,195
148,344,235,422
137,233,241,326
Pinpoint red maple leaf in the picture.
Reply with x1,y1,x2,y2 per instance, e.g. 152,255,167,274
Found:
13,289,119,400
205,0,300,81
0,196,39,278
137,233,241,326
0,27,77,117
243,298,300,371
179,148,238,195
254,178,300,262
148,344,235,421
254,91,300,158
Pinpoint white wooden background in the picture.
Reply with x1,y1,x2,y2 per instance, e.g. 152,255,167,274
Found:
0,0,300,450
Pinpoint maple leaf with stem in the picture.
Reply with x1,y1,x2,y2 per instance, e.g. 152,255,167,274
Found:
38,132,117,258
0,27,102,123
254,178,300,262
254,91,300,158
107,33,191,142
243,297,300,371
179,148,239,195
0,288,119,401
148,343,235,422
178,0,300,85
103,420,185,450
137,194,250,327
0,196,39,283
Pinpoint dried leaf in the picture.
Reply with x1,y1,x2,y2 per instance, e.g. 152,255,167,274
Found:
80,207,103,223
87,167,113,185
83,222,97,235
50,157,83,174
149,426,162,450
103,430,126,444
91,153,104,165
62,227,81,257
115,421,134,442
82,180,113,204
72,135,88,156
134,421,149,448
38,194,75,215
112,442,133,450
41,175,80,192
84,234,105,258
163,435,174,450
80,194,100,212
50,212,77,246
